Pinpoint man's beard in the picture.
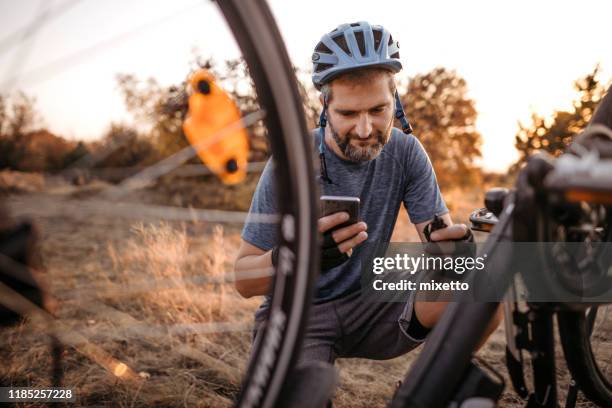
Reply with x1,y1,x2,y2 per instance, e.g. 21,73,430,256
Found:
329,120,391,162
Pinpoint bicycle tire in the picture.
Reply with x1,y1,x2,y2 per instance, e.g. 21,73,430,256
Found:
557,102,612,407
215,1,319,407
557,104,612,406
536,164,612,406
558,309,612,406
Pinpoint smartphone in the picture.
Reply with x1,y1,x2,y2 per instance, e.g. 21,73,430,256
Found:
320,195,360,230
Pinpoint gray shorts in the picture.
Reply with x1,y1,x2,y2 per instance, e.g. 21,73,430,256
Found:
252,289,425,366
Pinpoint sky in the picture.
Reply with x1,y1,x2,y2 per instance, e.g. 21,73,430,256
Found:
1,0,611,172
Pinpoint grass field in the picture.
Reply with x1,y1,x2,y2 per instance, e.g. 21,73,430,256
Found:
0,174,602,407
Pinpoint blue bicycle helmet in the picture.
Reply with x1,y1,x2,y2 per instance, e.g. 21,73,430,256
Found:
313,22,413,184
312,21,402,90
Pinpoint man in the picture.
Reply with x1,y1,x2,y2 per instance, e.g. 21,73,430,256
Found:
235,22,501,367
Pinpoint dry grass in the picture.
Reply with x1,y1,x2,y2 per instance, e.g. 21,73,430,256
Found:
0,170,45,194
0,186,603,407
1,194,258,407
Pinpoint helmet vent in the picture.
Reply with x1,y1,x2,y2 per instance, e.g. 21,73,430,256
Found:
388,34,399,58
332,34,351,56
315,63,333,73
354,31,366,56
315,42,332,54
312,22,403,87
373,29,383,52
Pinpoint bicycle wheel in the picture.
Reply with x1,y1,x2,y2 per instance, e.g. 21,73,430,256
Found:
0,1,318,407
217,1,319,407
558,90,612,408
553,193,612,406
558,307,612,407
527,192,612,406
533,154,612,406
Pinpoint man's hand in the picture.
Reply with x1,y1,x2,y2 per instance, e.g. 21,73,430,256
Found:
429,224,470,242
417,213,472,243
318,211,367,270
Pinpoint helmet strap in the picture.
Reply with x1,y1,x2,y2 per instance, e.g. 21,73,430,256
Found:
394,90,413,134
318,96,334,184
318,96,328,129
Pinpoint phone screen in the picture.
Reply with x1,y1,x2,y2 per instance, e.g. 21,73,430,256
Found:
320,195,360,230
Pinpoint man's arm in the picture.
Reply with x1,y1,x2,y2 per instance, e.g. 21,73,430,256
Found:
413,213,503,350
233,240,274,298
234,211,368,298
413,213,469,243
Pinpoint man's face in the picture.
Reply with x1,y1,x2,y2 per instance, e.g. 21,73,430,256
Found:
325,74,395,162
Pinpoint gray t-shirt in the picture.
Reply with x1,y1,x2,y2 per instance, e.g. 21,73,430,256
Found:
241,127,448,320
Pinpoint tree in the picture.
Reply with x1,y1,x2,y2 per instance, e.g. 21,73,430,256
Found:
0,92,39,138
115,73,185,158
0,92,44,170
513,65,608,171
62,141,90,168
0,92,88,172
116,56,324,163
116,57,267,161
294,67,322,129
400,67,483,188
95,123,158,168
13,130,76,172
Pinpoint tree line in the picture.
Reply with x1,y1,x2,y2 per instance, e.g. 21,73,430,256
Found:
0,58,608,190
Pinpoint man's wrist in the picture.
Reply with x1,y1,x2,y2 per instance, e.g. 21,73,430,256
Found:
459,228,474,242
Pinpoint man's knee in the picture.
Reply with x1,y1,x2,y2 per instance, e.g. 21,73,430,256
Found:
414,301,449,329
414,301,504,349
486,305,504,336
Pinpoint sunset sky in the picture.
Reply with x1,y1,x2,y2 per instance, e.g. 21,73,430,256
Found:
1,0,611,171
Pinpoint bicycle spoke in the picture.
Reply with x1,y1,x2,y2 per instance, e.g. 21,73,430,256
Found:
9,195,279,224
55,267,275,302
2,1,318,406
0,281,142,381
0,0,82,54
1,1,205,89
2,299,255,355
57,161,268,181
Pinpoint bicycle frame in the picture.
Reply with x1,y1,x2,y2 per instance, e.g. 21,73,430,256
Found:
504,285,559,407
391,197,515,408
392,181,611,407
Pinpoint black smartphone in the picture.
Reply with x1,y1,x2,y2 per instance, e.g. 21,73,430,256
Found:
320,195,360,230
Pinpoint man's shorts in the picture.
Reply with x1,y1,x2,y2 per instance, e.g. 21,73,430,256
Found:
251,289,426,366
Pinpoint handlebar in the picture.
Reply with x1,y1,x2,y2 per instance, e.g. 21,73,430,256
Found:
544,124,612,205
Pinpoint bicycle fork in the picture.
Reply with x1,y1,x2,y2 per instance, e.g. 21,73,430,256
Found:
504,298,559,408
528,306,558,408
